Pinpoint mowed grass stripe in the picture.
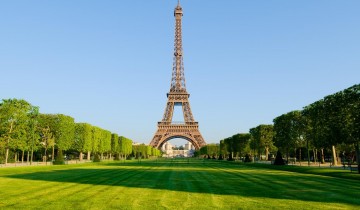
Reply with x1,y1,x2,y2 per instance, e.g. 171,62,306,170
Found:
68,164,169,209
184,162,227,209
205,161,360,206
248,166,360,204
155,160,223,209
1,168,98,207
1,164,155,209
44,167,148,209
1,159,360,209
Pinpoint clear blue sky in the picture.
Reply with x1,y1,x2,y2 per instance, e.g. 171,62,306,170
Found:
1,0,359,146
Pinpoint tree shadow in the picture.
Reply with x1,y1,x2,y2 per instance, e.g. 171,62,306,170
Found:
3,160,360,206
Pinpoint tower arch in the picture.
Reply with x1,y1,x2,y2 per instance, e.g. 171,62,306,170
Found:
158,134,200,150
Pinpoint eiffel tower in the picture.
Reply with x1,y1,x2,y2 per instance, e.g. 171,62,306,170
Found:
149,1,206,150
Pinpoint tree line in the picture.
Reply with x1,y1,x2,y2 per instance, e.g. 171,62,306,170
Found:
0,99,161,165
199,84,359,172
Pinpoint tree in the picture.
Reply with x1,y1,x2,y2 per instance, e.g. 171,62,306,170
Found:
303,90,351,166
207,144,220,159
52,114,75,161
98,129,111,159
313,84,360,169
302,100,328,163
273,112,297,163
74,123,93,161
132,144,143,159
28,106,40,164
219,140,227,160
288,111,306,164
341,84,360,172
39,125,54,163
139,144,147,159
91,126,101,158
223,133,250,161
224,137,235,160
0,99,33,165
249,125,274,160
199,145,208,157
232,133,251,160
38,114,57,161
146,145,152,158
200,144,219,158
39,114,75,164
322,93,345,165
119,136,133,160
111,133,119,160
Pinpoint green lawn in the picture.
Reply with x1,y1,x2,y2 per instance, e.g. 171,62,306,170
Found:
0,159,359,209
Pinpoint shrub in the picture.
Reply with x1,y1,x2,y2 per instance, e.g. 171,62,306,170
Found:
244,154,252,162
274,151,285,165
53,150,65,165
227,154,234,161
218,154,224,160
93,153,101,162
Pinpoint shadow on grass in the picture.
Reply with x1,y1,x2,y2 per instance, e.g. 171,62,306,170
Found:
244,163,360,181
3,160,360,206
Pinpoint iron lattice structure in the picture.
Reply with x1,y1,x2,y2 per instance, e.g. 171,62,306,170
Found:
149,1,206,150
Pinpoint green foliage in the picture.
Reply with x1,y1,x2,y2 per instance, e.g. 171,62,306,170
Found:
146,145,152,158
273,111,304,155
42,114,75,151
0,99,34,164
39,124,55,161
193,150,200,157
303,84,360,147
302,84,360,170
91,126,101,153
119,136,133,158
151,147,161,157
232,133,251,158
111,133,119,156
200,144,220,158
208,144,220,157
199,145,207,156
222,133,250,160
74,123,93,153
132,144,142,158
219,140,227,157
131,144,154,159
218,83,359,172
139,144,147,158
90,126,112,156
249,124,274,160
0,98,132,163
98,129,111,155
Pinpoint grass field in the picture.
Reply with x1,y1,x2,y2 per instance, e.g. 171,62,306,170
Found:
0,159,359,210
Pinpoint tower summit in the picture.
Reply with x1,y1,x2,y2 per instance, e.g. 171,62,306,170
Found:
149,1,206,150
171,0,185,92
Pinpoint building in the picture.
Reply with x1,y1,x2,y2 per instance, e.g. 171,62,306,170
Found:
162,141,195,158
